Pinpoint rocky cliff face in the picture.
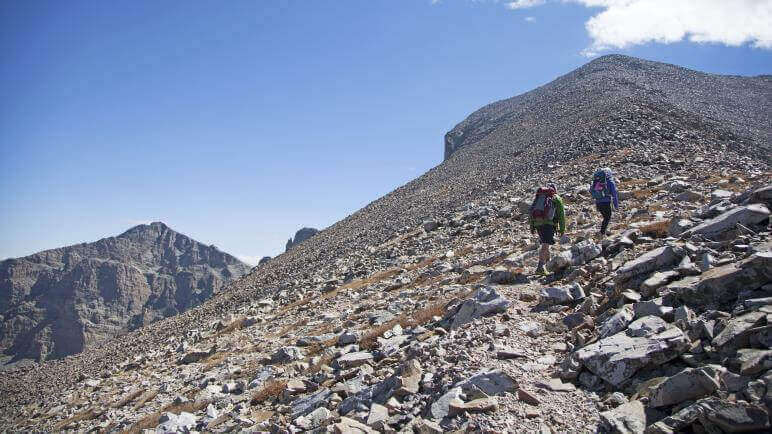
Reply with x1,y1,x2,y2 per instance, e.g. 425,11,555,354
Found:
285,227,319,252
0,222,250,363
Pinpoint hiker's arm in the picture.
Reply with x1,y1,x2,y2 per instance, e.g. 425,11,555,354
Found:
610,180,619,209
557,199,566,234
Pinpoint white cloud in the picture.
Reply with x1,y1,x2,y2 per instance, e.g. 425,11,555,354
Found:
507,0,546,9
525,16,536,22
566,0,772,56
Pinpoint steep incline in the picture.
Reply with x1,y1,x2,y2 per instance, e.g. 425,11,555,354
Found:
0,222,250,363
0,55,769,430
444,55,771,160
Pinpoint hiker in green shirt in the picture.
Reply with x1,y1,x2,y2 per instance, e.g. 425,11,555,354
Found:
529,183,566,275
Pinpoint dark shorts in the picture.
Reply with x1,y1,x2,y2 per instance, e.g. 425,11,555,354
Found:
536,225,555,245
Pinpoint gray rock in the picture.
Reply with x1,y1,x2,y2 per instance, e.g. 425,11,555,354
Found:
422,220,439,232
626,316,668,337
429,387,462,420
443,286,510,329
366,402,389,426
616,245,684,283
633,298,673,320
541,283,584,305
272,346,304,363
574,326,689,386
640,270,679,297
699,398,770,432
334,351,374,369
248,366,275,389
712,311,766,351
599,305,635,338
672,252,772,309
681,204,770,240
291,388,332,418
668,219,693,237
457,369,518,396
157,411,197,433
599,400,646,434
337,330,359,346
649,367,720,407
547,250,573,271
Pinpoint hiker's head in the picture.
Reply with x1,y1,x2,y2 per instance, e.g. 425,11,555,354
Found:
548,183,557,193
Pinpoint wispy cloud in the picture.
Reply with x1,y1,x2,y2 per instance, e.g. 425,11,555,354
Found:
506,0,545,9
524,16,536,22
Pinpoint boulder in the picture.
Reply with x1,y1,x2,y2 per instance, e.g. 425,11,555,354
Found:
747,184,772,207
457,369,518,396
598,305,635,338
599,400,647,434
668,219,693,237
574,326,689,386
648,367,720,407
291,388,332,418
541,283,585,306
616,245,684,283
626,316,668,338
547,250,574,271
681,204,770,240
673,252,772,309
443,287,510,329
711,311,766,352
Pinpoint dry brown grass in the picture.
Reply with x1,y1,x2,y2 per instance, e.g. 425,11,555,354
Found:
640,220,670,238
250,380,288,405
306,352,334,375
123,400,210,434
215,316,247,336
202,351,231,371
274,268,402,317
53,407,104,431
132,389,158,411
359,300,449,350
111,389,144,409
405,256,437,271
630,188,657,201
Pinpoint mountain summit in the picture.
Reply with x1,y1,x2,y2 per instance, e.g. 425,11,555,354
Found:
0,222,250,363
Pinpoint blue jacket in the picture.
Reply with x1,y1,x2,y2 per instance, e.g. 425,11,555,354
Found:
592,169,619,209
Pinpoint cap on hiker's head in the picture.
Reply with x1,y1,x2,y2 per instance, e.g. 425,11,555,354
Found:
548,183,557,192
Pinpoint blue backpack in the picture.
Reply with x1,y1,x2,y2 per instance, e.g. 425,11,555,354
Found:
591,169,611,200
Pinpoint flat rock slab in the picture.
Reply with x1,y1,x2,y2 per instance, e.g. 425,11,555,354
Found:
682,204,770,240
457,369,518,396
334,351,374,369
599,400,646,434
443,286,511,329
574,326,689,386
536,378,576,392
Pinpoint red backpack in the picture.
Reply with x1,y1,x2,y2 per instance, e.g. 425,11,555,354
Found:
530,187,556,221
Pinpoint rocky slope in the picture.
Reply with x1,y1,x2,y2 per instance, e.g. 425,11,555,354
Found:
286,228,320,252
0,55,770,433
0,222,251,364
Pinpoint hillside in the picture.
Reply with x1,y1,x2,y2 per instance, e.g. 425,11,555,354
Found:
0,55,770,432
0,222,251,364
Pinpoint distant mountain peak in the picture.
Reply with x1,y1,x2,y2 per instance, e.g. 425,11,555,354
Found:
0,224,251,363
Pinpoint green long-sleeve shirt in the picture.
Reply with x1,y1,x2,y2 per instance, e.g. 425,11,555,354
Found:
529,194,566,234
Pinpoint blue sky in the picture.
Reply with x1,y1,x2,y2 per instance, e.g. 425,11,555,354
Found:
2,0,770,264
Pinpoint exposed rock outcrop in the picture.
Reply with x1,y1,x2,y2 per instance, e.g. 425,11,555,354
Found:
285,227,319,252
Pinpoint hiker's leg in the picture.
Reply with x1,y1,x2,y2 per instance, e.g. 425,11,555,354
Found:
597,203,612,235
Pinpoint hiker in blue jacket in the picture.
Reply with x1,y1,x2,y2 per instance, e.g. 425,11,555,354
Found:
590,167,619,236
